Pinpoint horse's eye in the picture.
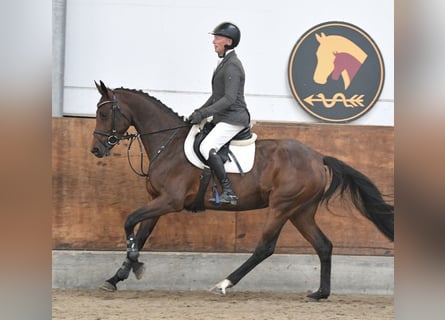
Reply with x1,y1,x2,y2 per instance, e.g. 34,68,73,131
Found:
99,110,108,120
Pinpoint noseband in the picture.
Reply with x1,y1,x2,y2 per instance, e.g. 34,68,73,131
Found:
93,92,133,152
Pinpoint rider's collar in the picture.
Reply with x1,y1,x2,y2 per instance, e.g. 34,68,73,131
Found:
218,49,234,59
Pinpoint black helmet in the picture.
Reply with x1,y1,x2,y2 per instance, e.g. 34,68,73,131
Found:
210,22,241,49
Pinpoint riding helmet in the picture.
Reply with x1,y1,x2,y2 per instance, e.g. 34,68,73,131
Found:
210,22,241,49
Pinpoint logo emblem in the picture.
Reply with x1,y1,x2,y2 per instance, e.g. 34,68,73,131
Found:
288,21,385,122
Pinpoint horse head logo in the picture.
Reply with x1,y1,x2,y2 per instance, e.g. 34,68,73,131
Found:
314,32,368,90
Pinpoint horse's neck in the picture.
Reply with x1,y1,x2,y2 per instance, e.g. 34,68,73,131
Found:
126,97,185,159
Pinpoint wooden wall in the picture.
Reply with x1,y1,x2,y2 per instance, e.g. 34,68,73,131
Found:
52,117,394,256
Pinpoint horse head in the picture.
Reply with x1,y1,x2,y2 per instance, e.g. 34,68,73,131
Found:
313,33,367,90
313,32,335,85
91,80,132,158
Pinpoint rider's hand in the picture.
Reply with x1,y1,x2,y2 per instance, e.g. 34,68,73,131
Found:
189,110,204,124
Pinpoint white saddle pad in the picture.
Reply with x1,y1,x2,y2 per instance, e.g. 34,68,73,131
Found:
184,125,256,174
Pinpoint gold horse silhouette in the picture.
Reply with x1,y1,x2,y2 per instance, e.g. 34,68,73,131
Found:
314,32,367,90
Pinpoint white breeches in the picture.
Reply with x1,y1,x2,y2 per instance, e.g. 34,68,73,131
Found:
199,122,244,160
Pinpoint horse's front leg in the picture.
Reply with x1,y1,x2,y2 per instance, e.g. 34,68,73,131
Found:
100,215,160,291
130,216,160,280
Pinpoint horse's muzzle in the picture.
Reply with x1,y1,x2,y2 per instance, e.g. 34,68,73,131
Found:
91,146,106,158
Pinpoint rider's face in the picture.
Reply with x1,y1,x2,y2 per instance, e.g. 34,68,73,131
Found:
213,35,232,56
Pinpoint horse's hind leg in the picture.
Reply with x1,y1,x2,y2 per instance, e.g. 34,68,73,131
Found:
289,205,333,301
211,210,288,294
101,217,159,291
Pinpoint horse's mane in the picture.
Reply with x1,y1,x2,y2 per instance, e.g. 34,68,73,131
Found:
115,87,187,122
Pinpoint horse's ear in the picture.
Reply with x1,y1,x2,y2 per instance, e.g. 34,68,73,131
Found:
95,80,109,97
315,32,326,43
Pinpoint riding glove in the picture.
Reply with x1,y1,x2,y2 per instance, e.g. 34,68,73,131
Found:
189,110,205,124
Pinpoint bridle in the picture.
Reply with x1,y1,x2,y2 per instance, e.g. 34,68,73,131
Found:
93,92,133,151
93,91,191,176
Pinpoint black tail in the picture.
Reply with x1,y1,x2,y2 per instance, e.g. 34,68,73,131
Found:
322,156,394,241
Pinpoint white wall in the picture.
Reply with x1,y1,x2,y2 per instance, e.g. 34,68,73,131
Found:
62,0,394,125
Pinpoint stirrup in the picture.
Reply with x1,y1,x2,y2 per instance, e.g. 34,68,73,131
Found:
209,192,238,205
220,194,238,205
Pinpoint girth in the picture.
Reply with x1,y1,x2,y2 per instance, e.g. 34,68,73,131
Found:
184,167,212,213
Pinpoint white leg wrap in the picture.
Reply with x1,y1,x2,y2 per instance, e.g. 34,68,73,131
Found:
210,279,233,295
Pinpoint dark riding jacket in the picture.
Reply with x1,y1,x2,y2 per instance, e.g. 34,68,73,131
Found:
197,51,250,127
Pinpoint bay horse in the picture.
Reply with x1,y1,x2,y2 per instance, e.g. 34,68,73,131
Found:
90,80,393,300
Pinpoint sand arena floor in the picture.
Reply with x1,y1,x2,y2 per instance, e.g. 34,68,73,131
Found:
52,289,393,320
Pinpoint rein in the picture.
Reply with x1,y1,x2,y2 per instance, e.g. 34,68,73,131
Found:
126,126,185,177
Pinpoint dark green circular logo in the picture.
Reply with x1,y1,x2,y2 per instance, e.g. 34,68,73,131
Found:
288,21,385,122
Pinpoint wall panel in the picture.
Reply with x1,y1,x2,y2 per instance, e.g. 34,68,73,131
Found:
52,117,393,256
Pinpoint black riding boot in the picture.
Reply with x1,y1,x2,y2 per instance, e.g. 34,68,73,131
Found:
207,149,238,205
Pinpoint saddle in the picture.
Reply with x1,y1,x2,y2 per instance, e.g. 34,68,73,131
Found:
184,121,256,174
184,121,256,212
193,122,252,165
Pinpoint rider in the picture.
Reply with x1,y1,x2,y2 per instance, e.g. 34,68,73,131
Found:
189,22,251,205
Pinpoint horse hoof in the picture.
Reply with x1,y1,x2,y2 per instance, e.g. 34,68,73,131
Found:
209,279,233,295
305,290,329,302
99,281,117,292
132,262,145,280
305,296,321,302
